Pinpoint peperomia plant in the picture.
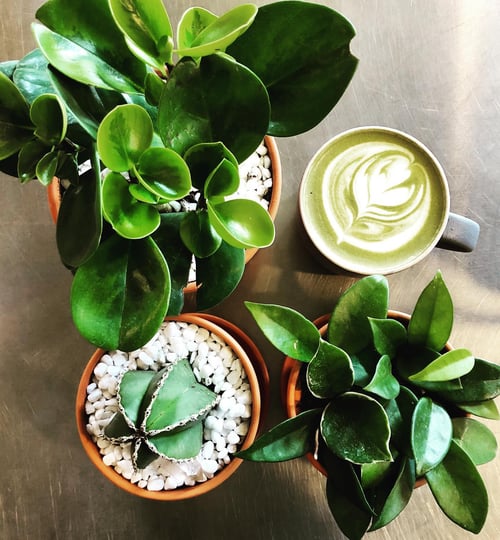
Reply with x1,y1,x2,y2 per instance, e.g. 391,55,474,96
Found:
0,0,358,351
104,358,219,470
238,272,500,539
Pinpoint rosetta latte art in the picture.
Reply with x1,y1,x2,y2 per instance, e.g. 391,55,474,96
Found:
323,142,431,253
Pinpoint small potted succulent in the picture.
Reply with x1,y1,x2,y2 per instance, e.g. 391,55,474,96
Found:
238,272,500,539
0,0,358,352
77,313,267,500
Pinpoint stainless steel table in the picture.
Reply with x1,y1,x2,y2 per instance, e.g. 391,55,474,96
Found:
1,1,499,539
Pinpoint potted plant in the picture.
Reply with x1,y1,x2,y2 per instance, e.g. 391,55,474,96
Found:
0,0,358,352
76,312,268,500
237,272,500,539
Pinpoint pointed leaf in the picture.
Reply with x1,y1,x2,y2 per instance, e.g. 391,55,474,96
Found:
328,275,389,355
117,369,157,426
456,400,500,420
408,271,453,350
35,150,59,186
452,417,498,465
425,440,488,533
207,198,275,249
204,158,240,199
409,348,474,382
12,49,54,104
245,302,320,362
71,235,170,351
411,397,452,476
148,421,203,460
363,355,400,400
321,392,392,464
235,409,322,461
177,7,217,51
369,317,407,358
104,410,135,439
384,386,418,456
180,210,222,258
306,339,354,398
30,93,67,145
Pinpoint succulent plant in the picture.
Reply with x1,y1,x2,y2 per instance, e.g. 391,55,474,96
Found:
0,0,358,352
104,358,219,469
238,272,500,539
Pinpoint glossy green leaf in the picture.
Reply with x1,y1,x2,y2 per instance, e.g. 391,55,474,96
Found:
176,7,217,51
71,235,170,351
235,408,322,461
425,440,488,533
0,60,17,79
350,349,379,387
56,154,103,267
408,271,453,350
97,104,153,172
134,439,158,469
176,4,257,58
149,421,203,460
204,159,240,199
245,302,321,362
384,386,418,456
207,198,274,249
0,71,34,159
411,397,452,476
321,392,392,464
35,150,59,186
361,460,394,490
456,399,500,420
144,72,164,107
17,139,49,182
306,339,354,399
128,183,159,204
409,348,474,382
328,275,389,355
228,1,357,136
102,172,160,239
117,369,156,426
363,355,400,400
30,93,67,145
158,54,270,162
12,49,54,104
369,317,407,358
184,141,238,192
35,0,145,91
104,410,135,439
109,0,173,70
195,240,245,310
136,147,192,200
452,417,497,465
180,211,222,258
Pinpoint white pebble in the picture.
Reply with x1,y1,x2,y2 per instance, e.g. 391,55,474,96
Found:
147,477,165,491
200,459,219,475
93,363,107,379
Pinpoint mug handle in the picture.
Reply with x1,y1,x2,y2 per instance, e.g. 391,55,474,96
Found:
437,213,480,252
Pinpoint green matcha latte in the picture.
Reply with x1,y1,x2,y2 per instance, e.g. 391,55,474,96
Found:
299,127,450,274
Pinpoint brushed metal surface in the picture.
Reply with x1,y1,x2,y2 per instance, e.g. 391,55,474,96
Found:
1,1,499,539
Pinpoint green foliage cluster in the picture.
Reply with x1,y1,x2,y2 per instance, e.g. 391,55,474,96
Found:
239,272,500,538
104,358,218,469
0,0,357,351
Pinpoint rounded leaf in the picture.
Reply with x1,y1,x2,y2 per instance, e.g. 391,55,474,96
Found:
180,211,222,258
363,355,400,400
35,150,59,186
204,158,240,199
176,7,217,51
452,417,497,465
30,93,67,145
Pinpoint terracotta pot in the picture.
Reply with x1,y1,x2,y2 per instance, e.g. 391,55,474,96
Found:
281,310,453,483
76,313,267,500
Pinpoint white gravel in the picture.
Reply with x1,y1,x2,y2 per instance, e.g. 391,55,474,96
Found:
85,320,252,492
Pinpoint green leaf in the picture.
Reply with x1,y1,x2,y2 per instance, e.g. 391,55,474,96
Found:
176,4,257,58
204,158,240,199
369,317,407,358
363,355,400,400
0,60,17,79
195,240,245,310
227,1,357,136
456,400,500,420
109,0,173,70
207,198,275,249
117,369,156,426
328,275,389,355
149,421,203,460
411,397,452,476
245,302,320,362
35,0,145,92
30,93,67,145
361,460,394,490
56,155,103,267
158,54,270,162
71,235,170,351
102,172,160,239
235,408,322,461
12,49,54,104
408,271,453,350
306,339,354,399
35,150,59,186
409,348,474,382
97,104,153,172
425,440,488,533
452,417,497,465
104,410,135,439
180,211,222,258
321,392,392,464
384,386,418,456
176,7,217,52
17,139,50,182
0,71,34,160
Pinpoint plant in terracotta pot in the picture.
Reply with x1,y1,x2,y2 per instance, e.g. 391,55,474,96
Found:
238,272,500,539
0,0,358,352
77,313,267,500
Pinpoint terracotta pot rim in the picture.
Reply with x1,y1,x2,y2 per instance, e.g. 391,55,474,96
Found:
76,313,266,500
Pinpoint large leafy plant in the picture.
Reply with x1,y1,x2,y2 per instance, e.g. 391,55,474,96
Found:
0,0,358,351
238,272,499,539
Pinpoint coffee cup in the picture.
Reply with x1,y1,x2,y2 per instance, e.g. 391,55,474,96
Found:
299,126,480,275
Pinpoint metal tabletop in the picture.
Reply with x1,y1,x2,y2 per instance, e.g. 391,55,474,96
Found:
1,1,499,539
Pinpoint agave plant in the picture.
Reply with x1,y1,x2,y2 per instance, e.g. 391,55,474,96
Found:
238,272,499,539
0,0,358,351
104,358,219,469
